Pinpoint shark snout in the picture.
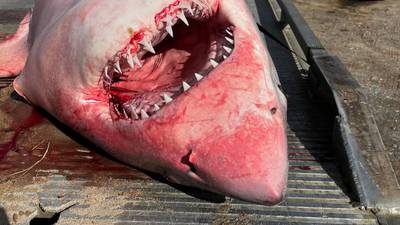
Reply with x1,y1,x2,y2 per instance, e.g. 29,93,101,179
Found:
180,113,288,204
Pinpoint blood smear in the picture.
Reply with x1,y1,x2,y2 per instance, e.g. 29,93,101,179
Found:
0,109,44,161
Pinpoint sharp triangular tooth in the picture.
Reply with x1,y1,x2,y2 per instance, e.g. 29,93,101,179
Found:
126,53,134,69
177,12,189,26
139,37,155,54
165,15,174,25
114,61,122,73
195,73,204,81
130,106,139,119
140,110,149,119
133,54,142,67
181,2,194,15
223,55,228,60
166,25,174,37
123,109,129,119
225,29,233,36
104,66,110,80
163,93,173,103
225,36,234,45
132,111,139,120
223,46,232,54
182,81,191,92
210,59,219,68
165,16,174,37
154,104,160,111
114,105,121,117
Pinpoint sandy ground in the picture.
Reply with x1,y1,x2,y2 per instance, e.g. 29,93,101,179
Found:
293,0,400,171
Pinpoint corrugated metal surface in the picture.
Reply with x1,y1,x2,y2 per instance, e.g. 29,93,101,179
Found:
0,78,13,88
0,0,378,225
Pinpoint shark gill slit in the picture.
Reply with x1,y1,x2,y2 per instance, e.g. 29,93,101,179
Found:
100,1,236,121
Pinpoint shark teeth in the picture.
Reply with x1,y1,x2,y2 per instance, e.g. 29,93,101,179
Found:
122,109,129,119
225,36,234,45
163,93,173,104
210,59,219,68
181,2,194,15
132,54,142,67
130,108,139,120
139,37,156,54
160,2,197,39
164,15,174,37
225,29,233,36
182,81,191,92
153,104,161,111
104,66,111,80
114,61,122,74
177,12,189,26
166,25,174,38
140,110,150,119
126,52,134,69
195,73,204,81
105,19,235,121
223,46,233,54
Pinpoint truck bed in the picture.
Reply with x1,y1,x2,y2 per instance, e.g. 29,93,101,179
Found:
0,0,381,224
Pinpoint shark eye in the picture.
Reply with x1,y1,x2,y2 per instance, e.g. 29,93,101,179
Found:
101,2,235,121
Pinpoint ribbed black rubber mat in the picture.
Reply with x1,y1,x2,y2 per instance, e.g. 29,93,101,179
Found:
0,0,379,224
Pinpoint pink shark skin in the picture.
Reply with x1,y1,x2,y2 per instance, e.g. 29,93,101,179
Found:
0,0,288,205
0,12,30,77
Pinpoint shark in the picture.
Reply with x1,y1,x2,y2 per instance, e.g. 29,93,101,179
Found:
0,0,288,205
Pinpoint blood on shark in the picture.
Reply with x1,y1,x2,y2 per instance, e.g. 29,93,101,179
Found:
0,0,288,205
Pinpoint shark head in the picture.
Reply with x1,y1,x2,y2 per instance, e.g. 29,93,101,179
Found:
5,0,288,204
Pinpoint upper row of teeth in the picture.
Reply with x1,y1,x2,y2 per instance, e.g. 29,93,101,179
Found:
103,1,233,85
103,2,199,84
162,1,194,37
105,27,234,82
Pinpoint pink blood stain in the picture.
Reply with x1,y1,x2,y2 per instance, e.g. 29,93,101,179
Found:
154,0,181,25
0,109,44,161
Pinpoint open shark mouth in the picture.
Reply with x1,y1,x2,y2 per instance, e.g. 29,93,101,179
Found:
103,1,235,120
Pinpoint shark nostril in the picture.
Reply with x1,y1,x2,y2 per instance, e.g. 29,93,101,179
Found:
181,148,197,173
271,107,277,115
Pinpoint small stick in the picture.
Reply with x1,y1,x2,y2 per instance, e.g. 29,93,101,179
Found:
31,140,46,151
1,142,50,183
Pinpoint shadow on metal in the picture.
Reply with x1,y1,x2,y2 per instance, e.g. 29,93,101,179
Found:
29,213,60,225
0,207,10,225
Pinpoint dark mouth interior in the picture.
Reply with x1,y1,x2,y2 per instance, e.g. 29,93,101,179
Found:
102,15,235,121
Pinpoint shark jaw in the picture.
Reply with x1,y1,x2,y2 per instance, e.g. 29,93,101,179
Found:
103,0,236,121
9,0,288,205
